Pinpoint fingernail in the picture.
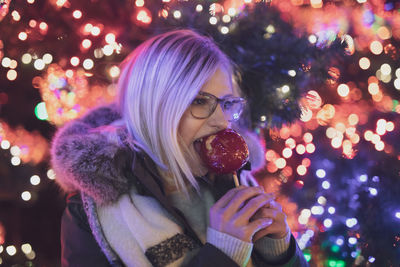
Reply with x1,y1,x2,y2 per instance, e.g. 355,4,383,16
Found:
263,219,273,226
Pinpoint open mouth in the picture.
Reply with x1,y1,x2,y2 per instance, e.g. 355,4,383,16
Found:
193,138,203,154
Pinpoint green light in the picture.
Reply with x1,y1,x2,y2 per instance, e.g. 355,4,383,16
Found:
34,102,48,121
331,245,340,253
328,260,337,267
303,251,311,262
336,260,346,267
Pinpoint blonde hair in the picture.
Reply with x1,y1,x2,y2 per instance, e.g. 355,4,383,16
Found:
117,29,233,194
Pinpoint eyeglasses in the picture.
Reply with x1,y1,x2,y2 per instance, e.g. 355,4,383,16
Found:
189,91,246,122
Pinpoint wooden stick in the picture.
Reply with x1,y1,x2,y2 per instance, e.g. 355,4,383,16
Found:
233,172,240,187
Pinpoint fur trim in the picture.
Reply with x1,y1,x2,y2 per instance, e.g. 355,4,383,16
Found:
50,103,133,205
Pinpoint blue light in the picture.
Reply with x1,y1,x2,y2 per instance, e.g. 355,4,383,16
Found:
358,174,368,182
368,256,376,263
351,251,358,258
369,187,378,196
336,237,344,246
346,218,358,228
322,181,330,189
348,237,357,245
316,169,326,178
395,212,400,219
372,176,380,182
323,218,333,228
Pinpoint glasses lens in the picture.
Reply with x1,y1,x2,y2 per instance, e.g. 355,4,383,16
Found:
190,94,217,119
222,98,244,121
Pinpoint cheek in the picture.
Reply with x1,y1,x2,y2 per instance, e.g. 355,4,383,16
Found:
178,112,205,146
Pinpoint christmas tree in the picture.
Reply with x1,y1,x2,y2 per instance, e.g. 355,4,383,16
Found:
0,0,399,266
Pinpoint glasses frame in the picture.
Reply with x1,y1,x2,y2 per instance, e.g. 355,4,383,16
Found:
190,91,246,122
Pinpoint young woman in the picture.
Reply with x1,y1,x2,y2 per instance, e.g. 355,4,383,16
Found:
51,29,308,267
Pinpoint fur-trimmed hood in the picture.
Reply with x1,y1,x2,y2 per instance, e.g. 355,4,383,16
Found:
50,103,133,205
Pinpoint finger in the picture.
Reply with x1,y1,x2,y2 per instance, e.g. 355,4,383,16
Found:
268,200,282,212
211,186,247,210
223,186,266,213
235,194,275,221
246,218,273,239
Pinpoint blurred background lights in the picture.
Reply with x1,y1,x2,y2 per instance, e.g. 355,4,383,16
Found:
394,79,400,90
34,102,49,120
222,15,231,23
70,57,79,66
282,147,293,158
322,181,330,189
308,34,317,44
1,140,11,150
348,237,357,245
109,65,120,78
316,169,326,178
173,10,182,19
7,70,17,81
296,144,306,154
47,169,56,180
337,84,349,97
10,146,21,156
370,41,383,55
6,246,16,256
297,165,307,176
103,45,114,56
21,191,31,201
288,70,296,77
30,175,41,186
221,26,229,35
368,187,378,196
21,243,32,254
42,53,53,64
311,205,324,215
317,196,327,205
368,257,375,263
91,26,101,36
359,174,368,182
82,39,92,49
196,4,203,12
336,237,344,246
346,218,358,228
323,218,332,228
228,7,236,16
359,57,370,70
72,10,82,19
83,59,94,70
2,57,11,68
395,212,400,219
11,156,21,166
209,17,217,25
33,58,46,70
281,85,290,93
380,63,391,75
18,32,28,41
105,33,116,44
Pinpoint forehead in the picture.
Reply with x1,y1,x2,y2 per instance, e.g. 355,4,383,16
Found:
199,68,233,98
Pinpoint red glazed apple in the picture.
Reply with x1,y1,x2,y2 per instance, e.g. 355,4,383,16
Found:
199,129,249,174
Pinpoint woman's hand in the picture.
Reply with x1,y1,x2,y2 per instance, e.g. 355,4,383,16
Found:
209,186,275,243
251,199,290,243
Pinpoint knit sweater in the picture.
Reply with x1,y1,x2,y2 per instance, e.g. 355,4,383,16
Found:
51,103,307,267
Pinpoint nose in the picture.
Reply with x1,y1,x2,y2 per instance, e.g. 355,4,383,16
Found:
208,104,230,130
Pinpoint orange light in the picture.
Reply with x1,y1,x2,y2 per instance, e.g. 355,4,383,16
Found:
337,84,350,97
348,114,359,126
279,126,291,139
267,162,278,173
285,138,296,149
326,127,336,139
331,137,342,148
303,132,313,143
306,143,316,153
297,165,307,176
282,148,293,158
368,83,379,95
364,130,373,141
282,166,293,177
335,123,346,133
350,134,360,144
265,150,277,162
296,144,306,155
275,158,286,169
386,121,394,132
302,158,311,167
137,9,152,24
359,57,370,70
72,10,82,19
81,39,92,49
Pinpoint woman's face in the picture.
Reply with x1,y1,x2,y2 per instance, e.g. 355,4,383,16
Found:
178,68,233,177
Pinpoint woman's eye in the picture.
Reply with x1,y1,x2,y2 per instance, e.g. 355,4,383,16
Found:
192,98,207,105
